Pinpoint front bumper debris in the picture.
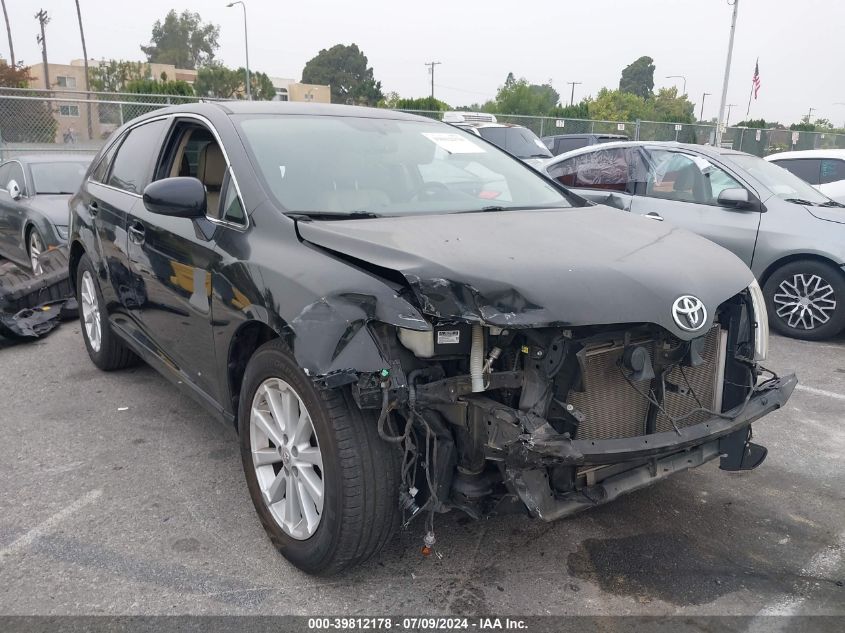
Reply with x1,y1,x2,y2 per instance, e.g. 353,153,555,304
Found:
507,373,797,522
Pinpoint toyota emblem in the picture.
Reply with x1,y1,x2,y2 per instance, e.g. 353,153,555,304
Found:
672,295,707,332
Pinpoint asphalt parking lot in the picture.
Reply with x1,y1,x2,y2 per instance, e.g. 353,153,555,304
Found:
0,323,842,617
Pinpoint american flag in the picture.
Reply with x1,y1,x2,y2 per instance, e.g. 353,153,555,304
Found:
752,59,761,99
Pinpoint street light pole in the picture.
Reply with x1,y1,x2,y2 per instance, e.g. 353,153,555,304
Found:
715,0,739,146
666,75,686,95
700,92,711,121
227,1,250,100
566,81,582,107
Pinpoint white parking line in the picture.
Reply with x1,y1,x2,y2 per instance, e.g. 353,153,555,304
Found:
0,489,102,559
795,384,845,402
746,531,845,631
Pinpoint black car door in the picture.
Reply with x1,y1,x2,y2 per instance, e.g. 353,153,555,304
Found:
84,119,170,314
125,119,238,405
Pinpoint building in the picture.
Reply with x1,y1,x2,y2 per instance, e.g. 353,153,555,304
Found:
270,77,331,103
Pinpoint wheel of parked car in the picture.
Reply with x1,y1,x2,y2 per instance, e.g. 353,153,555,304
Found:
763,260,845,340
76,253,139,370
28,227,45,275
237,339,400,575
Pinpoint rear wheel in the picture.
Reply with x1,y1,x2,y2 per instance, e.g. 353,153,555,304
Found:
238,339,400,575
28,227,44,275
763,260,845,340
76,253,139,370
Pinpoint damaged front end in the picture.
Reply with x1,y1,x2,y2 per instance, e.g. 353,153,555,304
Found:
340,287,795,531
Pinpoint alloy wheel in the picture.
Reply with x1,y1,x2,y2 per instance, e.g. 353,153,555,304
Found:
80,270,102,352
249,378,324,540
773,273,837,330
29,231,43,275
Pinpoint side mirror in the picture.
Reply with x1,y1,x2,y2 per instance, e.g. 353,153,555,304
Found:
142,177,207,218
7,179,22,200
717,187,753,209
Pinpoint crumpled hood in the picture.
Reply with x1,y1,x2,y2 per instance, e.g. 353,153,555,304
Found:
298,206,755,340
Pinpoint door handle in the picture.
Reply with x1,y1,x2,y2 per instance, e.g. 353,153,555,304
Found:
128,221,146,245
644,212,664,221
87,201,99,217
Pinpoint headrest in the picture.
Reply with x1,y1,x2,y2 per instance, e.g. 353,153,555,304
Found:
198,143,226,188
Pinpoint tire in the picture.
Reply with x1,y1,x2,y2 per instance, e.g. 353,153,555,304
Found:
763,260,845,340
238,339,400,575
27,226,45,275
76,253,139,370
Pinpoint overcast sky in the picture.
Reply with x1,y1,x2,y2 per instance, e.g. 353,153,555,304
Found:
2,0,843,124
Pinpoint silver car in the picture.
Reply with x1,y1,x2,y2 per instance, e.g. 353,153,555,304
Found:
543,141,845,340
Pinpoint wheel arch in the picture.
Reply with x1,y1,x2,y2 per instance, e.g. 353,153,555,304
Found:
226,319,291,425
758,253,845,288
68,240,87,292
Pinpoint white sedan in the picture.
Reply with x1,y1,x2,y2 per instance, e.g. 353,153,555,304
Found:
765,149,845,203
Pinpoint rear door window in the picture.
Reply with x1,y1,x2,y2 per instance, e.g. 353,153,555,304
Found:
547,148,638,192
772,158,821,185
820,158,845,184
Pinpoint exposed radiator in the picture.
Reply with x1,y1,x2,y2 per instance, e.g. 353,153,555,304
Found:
567,326,726,441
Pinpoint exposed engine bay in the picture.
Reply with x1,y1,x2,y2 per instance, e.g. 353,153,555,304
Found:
331,289,796,550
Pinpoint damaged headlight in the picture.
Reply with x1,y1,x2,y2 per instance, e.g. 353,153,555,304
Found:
748,279,769,361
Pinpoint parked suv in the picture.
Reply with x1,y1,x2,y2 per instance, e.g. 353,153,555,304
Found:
68,104,793,574
544,141,845,340
765,149,845,203
442,111,552,167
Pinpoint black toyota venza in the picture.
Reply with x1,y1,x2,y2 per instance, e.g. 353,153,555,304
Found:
68,103,795,575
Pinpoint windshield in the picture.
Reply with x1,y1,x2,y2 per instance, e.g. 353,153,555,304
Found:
30,161,89,195
478,126,553,159
730,154,831,204
235,115,573,216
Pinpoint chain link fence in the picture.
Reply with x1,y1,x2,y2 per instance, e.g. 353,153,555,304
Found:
2,89,845,160
396,109,845,157
0,88,217,159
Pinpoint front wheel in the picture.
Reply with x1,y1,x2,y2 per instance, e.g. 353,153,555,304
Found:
763,260,845,340
28,227,45,275
238,339,400,575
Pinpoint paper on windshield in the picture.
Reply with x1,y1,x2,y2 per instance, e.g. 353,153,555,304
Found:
422,133,485,154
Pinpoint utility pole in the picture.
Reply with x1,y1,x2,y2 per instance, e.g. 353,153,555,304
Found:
35,9,50,90
1,0,14,67
425,61,441,100
566,81,582,107
74,0,93,140
807,107,815,124
700,92,711,121
715,0,739,146
725,103,737,126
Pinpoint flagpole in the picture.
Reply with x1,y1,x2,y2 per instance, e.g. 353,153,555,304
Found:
746,57,757,117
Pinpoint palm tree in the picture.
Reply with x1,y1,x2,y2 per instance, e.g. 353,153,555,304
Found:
1,0,15,67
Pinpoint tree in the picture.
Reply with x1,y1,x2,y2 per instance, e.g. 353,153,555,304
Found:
0,62,57,142
301,43,383,105
89,60,151,92
124,78,194,96
379,93,450,111
619,56,655,99
589,88,648,121
195,65,277,100
140,10,219,70
489,74,560,116
648,87,694,123
547,100,591,119
195,64,241,99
